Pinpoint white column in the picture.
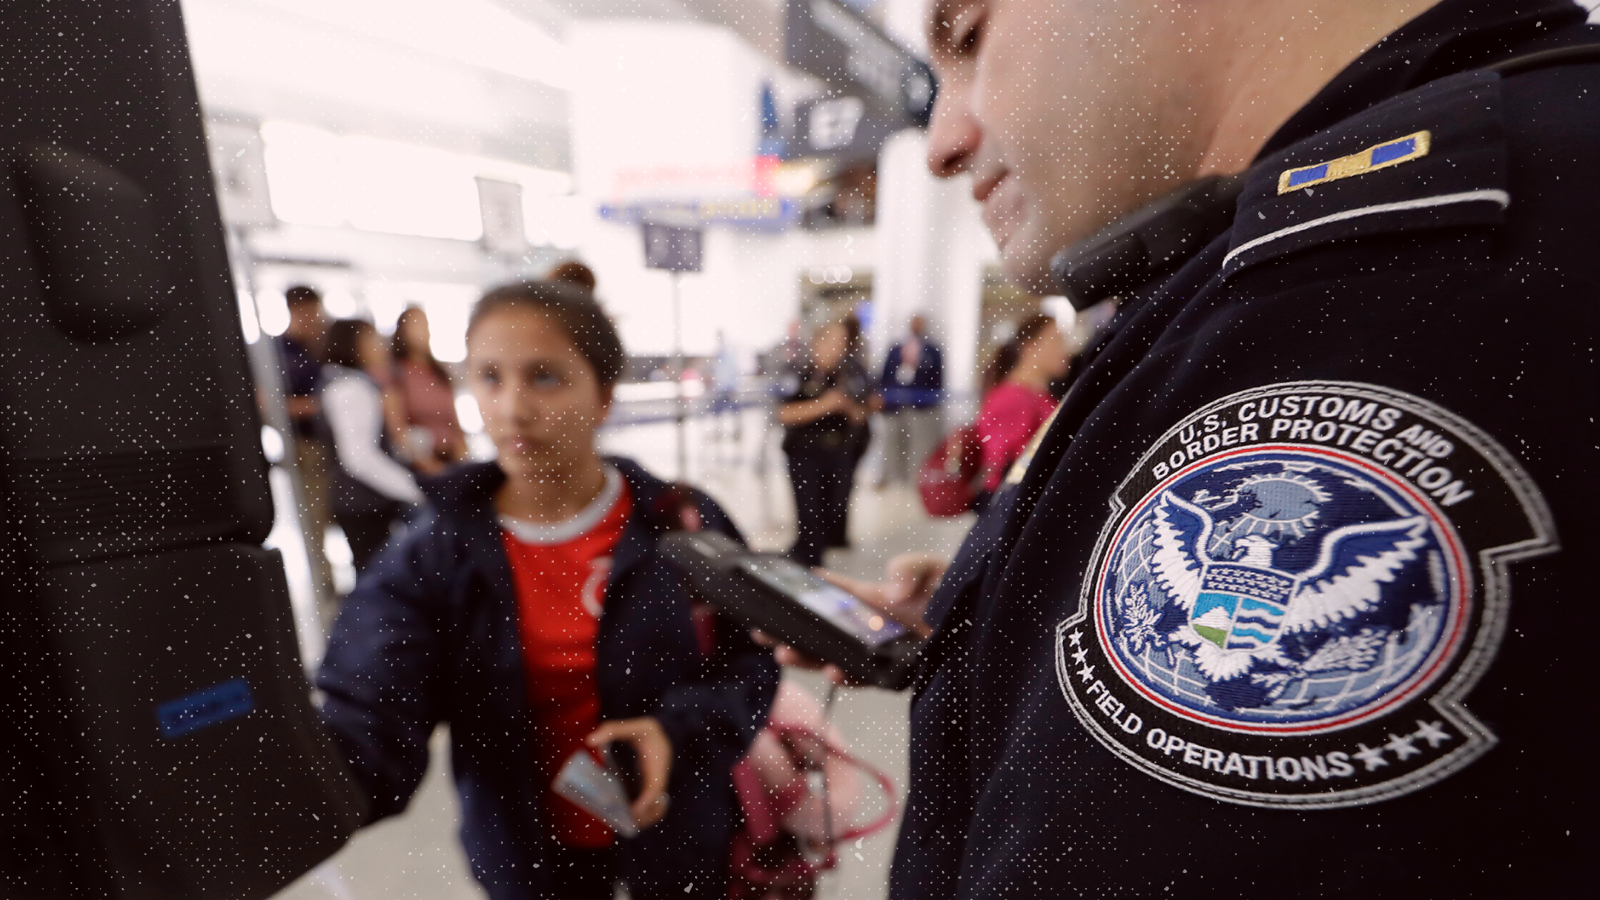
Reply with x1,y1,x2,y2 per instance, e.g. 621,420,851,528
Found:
871,129,985,401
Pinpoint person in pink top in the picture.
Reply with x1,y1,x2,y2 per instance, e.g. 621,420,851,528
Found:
974,312,1069,496
391,306,467,475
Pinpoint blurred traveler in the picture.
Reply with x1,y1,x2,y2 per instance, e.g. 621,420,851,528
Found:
840,319,873,545
755,321,810,477
972,313,1067,503
875,314,944,488
772,319,808,376
546,258,598,292
321,319,422,573
777,317,870,566
391,306,466,474
709,330,743,444
276,285,335,603
318,281,777,900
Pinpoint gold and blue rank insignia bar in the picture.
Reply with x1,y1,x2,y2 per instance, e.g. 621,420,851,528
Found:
1277,130,1432,195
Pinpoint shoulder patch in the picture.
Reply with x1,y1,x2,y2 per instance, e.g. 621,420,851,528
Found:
1055,381,1555,809
1224,72,1509,279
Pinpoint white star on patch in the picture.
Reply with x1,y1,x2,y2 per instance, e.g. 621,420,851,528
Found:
1413,719,1452,748
1072,647,1089,666
1069,629,1084,647
1077,663,1095,683
1354,743,1388,771
1385,732,1422,761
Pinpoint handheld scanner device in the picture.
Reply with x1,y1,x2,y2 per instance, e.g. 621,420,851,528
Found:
661,532,923,689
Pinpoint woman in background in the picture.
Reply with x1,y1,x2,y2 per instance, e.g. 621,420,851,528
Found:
318,281,777,900
391,306,466,474
321,319,423,573
777,317,870,566
974,313,1068,506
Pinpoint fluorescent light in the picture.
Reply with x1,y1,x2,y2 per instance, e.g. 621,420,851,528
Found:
260,120,571,241
455,393,484,434
323,287,361,318
366,281,479,363
233,0,573,90
260,122,347,227
257,288,291,336
342,135,482,241
236,287,262,344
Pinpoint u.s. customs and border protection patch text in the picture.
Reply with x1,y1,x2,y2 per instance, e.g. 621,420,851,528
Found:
1056,381,1555,808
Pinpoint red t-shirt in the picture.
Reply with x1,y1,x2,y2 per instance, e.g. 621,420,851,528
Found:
975,382,1059,491
500,471,632,848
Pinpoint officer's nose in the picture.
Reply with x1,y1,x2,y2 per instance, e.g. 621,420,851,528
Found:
926,86,980,178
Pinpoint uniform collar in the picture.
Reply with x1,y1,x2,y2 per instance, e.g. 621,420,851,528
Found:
1260,0,1587,157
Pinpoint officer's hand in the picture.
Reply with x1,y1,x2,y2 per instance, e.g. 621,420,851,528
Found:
751,629,851,683
586,717,673,829
753,553,948,686
818,553,945,637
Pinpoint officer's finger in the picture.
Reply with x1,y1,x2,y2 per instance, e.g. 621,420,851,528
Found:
814,567,889,609
885,554,950,605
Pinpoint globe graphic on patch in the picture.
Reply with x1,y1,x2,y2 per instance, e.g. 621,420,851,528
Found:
1095,449,1464,732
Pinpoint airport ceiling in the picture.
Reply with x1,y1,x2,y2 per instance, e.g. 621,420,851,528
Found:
183,0,800,170
499,0,789,60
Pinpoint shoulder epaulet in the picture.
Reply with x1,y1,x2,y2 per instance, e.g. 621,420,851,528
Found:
1222,70,1508,279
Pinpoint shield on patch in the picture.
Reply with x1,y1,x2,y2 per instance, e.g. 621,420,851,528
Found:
1191,563,1295,651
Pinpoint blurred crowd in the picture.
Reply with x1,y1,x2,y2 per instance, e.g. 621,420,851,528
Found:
265,257,1087,899
274,265,1087,597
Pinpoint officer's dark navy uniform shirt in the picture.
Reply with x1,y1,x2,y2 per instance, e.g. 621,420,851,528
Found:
890,2,1598,897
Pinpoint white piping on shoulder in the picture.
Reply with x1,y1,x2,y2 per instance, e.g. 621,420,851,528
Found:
1222,189,1512,271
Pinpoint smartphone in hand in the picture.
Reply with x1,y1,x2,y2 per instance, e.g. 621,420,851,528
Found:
551,750,639,838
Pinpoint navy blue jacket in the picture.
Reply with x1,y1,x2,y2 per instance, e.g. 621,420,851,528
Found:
891,2,1598,897
878,339,944,411
317,457,779,900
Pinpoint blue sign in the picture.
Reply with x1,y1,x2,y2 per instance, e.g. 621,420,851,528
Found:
599,197,800,231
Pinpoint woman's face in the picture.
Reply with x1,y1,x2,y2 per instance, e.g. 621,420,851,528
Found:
400,310,431,358
812,323,847,370
466,305,610,480
357,327,391,375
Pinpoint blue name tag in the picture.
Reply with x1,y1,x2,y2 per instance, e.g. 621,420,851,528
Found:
157,678,253,738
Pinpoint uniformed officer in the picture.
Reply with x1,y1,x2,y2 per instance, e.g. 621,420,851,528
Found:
776,0,1599,895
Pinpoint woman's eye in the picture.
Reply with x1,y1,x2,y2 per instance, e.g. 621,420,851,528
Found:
529,368,564,388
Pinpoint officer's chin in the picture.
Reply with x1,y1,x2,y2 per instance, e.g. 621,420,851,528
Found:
997,238,1061,297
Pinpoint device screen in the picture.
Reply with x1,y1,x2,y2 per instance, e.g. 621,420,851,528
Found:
737,558,907,647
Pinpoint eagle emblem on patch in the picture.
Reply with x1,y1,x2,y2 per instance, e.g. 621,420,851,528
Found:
1056,381,1555,808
